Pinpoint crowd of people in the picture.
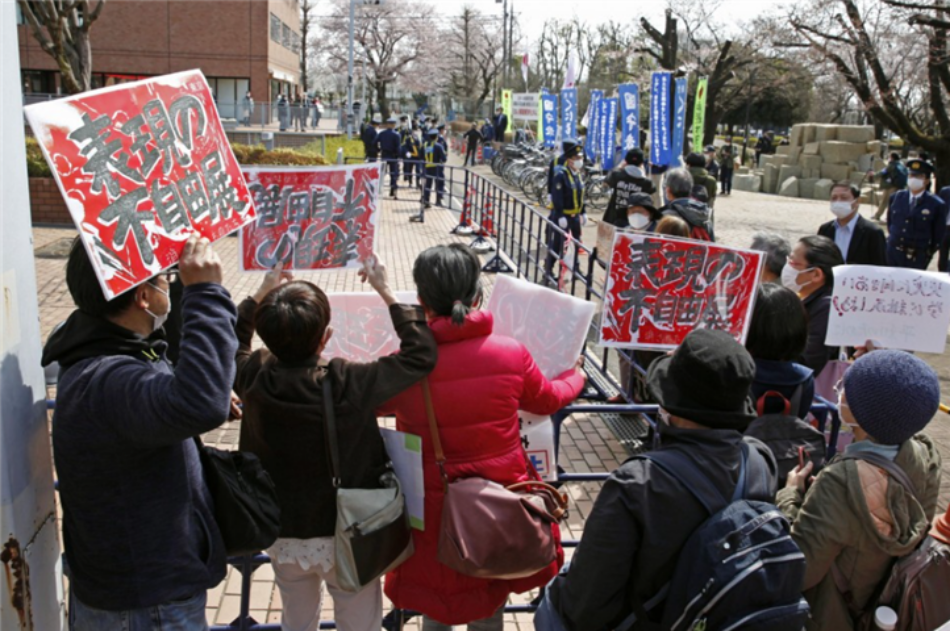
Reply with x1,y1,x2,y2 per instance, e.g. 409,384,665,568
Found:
42,122,950,631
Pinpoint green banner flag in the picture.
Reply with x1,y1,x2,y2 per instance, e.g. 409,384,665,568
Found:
692,77,708,153
502,90,513,140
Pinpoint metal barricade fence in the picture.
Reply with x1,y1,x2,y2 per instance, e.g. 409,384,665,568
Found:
45,162,842,630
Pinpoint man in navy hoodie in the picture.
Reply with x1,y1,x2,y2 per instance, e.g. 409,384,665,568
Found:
43,234,237,630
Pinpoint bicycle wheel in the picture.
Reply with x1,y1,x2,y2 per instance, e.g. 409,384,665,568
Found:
586,179,611,211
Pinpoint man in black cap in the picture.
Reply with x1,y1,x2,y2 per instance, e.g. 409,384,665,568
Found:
547,138,581,207
703,144,720,180
884,158,948,269
603,148,656,227
545,329,777,630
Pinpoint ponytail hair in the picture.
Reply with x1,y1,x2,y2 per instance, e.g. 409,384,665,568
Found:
413,244,483,326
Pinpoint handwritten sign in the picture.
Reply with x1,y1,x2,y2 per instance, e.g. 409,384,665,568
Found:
24,70,255,299
240,165,380,271
511,92,540,121
322,292,417,363
489,275,596,481
826,265,950,353
601,233,763,349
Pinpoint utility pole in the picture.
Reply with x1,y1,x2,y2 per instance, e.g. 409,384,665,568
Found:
347,0,356,139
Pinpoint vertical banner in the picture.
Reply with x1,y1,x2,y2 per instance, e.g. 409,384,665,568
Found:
671,76,688,165
240,164,381,271
618,84,640,151
541,93,558,149
585,89,603,161
650,72,672,167
23,69,256,300
692,77,708,153
502,89,513,133
598,97,618,170
561,88,578,140
600,233,764,350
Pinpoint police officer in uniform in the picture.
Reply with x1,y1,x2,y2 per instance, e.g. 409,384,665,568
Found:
885,159,948,269
547,138,579,206
436,123,449,205
377,116,402,198
545,142,587,281
411,128,446,223
361,113,381,161
401,120,421,189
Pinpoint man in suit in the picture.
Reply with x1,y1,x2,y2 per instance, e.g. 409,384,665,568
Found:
493,106,509,149
817,181,887,266
885,159,948,269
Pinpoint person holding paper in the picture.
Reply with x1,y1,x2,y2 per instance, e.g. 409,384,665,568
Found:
381,244,586,630
234,257,437,631
818,182,886,266
781,235,844,377
778,350,943,631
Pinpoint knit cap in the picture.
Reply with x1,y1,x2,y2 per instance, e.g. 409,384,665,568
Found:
843,350,940,445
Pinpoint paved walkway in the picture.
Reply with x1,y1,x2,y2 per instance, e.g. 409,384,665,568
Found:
31,150,950,629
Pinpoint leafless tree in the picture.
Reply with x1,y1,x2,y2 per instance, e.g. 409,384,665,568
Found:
441,7,505,117
300,0,314,94
17,0,106,94
313,0,438,118
783,0,950,183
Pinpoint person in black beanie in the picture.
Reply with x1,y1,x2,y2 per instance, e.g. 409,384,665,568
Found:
777,350,943,631
546,329,778,630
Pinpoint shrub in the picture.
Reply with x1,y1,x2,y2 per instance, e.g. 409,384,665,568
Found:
26,137,52,177
231,143,328,166
298,135,365,161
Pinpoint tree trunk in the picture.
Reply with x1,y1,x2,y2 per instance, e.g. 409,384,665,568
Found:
934,148,950,191
376,82,389,119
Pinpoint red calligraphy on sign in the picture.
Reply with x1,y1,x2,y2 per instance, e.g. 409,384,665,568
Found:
600,233,763,349
240,165,380,271
24,70,254,299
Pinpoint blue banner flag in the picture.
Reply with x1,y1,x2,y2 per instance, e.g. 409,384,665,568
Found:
561,88,578,140
618,84,640,151
598,97,618,170
585,89,603,161
541,93,558,148
650,72,672,167
671,76,688,165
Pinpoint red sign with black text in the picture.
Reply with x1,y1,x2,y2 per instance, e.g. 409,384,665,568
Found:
24,70,255,299
600,233,763,349
240,165,380,271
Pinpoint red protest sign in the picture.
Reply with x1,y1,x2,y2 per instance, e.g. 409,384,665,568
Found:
24,70,254,300
240,165,380,271
600,233,763,349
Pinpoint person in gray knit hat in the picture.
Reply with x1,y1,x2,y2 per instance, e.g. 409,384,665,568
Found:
776,350,943,631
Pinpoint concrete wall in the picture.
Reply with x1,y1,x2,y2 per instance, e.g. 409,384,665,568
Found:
1,3,66,628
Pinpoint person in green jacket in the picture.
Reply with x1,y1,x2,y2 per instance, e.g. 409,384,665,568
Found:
778,350,943,631
685,152,718,208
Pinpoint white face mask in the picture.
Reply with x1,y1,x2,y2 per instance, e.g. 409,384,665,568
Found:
571,158,584,171
146,282,171,332
628,212,651,230
830,201,854,218
908,177,926,193
780,262,815,293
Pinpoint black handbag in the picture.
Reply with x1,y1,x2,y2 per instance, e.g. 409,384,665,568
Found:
196,437,281,557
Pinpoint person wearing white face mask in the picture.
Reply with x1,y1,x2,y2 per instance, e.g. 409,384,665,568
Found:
544,142,587,282
621,192,661,232
884,158,948,269
817,181,886,266
781,235,844,376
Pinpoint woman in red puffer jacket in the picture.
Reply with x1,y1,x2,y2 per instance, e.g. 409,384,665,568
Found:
380,244,586,629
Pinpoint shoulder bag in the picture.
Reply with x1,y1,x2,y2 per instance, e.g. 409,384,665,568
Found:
422,378,569,580
322,376,413,593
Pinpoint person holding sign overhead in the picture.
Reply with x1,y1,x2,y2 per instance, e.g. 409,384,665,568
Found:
885,159,948,270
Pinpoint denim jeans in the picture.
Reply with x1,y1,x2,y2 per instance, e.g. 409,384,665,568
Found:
69,590,208,631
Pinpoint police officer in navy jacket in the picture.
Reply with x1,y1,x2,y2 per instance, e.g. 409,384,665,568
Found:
411,128,446,223
885,159,948,269
545,142,587,281
377,116,403,198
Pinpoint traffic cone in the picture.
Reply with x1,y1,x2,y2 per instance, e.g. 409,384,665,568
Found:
481,197,495,238
932,503,950,545
454,187,475,235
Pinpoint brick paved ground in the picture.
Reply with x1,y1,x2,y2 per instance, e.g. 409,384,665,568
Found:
32,150,950,629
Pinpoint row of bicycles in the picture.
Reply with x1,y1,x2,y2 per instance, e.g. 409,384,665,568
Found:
488,142,611,210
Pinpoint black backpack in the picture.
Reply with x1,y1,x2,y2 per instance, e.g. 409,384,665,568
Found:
745,390,826,480
631,443,810,631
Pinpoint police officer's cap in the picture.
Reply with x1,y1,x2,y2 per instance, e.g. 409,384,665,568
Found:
426,128,439,137
563,144,583,159
562,138,580,152
400,115,408,121
371,113,382,124
437,123,446,130
907,159,934,176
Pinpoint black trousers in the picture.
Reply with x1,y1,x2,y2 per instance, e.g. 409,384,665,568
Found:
720,168,734,194
464,144,478,166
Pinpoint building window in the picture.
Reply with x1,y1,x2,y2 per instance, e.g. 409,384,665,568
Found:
282,23,291,48
270,13,280,42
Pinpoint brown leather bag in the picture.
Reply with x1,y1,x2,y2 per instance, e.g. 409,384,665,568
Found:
421,378,569,580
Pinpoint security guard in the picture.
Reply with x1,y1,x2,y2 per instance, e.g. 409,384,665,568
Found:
885,159,948,269
411,128,446,223
402,122,422,189
545,142,587,281
376,116,402,198
547,138,579,203
436,123,449,204
361,113,381,161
